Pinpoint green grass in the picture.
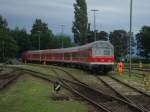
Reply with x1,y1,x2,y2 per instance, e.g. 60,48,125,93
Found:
112,71,148,90
0,75,88,112
113,71,144,83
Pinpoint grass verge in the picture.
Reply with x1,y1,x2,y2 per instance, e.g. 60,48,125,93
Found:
0,75,88,112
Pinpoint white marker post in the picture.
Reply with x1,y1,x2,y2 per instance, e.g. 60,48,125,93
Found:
54,81,61,94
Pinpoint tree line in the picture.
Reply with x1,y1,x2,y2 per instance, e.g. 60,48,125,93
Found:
0,16,72,61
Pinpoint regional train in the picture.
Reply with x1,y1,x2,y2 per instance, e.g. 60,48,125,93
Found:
22,41,114,74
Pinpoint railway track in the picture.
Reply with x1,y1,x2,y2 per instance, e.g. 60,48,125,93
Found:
124,67,150,75
0,68,22,90
49,67,148,112
19,64,150,112
51,67,125,97
1,65,149,112
97,75,150,111
3,65,145,112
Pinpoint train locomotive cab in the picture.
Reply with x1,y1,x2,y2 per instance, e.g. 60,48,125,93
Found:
88,41,114,74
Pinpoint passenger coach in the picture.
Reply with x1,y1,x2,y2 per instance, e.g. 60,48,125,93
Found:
22,41,114,73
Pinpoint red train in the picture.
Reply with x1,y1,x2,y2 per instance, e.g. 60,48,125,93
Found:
22,41,114,73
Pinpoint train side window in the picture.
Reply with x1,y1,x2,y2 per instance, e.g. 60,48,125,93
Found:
64,53,70,58
72,52,79,58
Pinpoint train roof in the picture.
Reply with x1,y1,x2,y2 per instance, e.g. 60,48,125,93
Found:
26,41,113,54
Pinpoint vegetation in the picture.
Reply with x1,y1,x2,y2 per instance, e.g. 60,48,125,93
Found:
113,71,147,90
87,30,108,43
0,16,18,60
72,0,88,45
136,26,150,60
52,35,73,48
109,30,135,61
0,16,73,61
0,75,88,112
30,19,54,50
109,30,129,60
10,27,30,57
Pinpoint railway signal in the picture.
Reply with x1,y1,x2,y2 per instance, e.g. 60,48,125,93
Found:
53,81,61,94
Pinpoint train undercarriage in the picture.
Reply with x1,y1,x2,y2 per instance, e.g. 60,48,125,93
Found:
25,60,114,74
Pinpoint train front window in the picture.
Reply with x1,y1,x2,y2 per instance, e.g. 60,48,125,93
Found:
93,47,111,56
103,48,111,55
93,48,102,56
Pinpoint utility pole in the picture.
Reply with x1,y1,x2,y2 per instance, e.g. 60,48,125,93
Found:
2,40,5,60
60,25,64,48
91,9,99,41
61,25,64,35
38,31,41,50
38,31,41,62
129,0,133,76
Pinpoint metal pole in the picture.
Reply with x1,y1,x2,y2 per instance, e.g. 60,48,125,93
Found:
61,25,64,35
94,11,96,41
129,0,133,76
2,40,4,60
60,25,64,48
38,31,41,62
38,32,40,50
91,9,99,41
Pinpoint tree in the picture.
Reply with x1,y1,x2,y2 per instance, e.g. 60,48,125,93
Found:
10,27,31,57
0,15,8,29
0,15,18,60
30,19,53,50
51,35,72,49
72,0,88,45
87,30,108,43
109,30,129,60
0,34,18,60
97,31,108,41
136,26,150,59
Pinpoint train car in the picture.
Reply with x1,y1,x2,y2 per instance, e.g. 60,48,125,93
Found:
22,41,114,73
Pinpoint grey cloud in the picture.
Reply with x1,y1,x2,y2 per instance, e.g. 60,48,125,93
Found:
0,0,150,35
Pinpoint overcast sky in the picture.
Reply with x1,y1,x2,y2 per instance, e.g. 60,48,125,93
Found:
0,0,150,36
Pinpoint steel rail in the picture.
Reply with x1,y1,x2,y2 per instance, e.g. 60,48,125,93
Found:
51,67,145,112
19,68,112,112
97,76,149,112
7,66,145,112
0,72,21,90
108,75,150,111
